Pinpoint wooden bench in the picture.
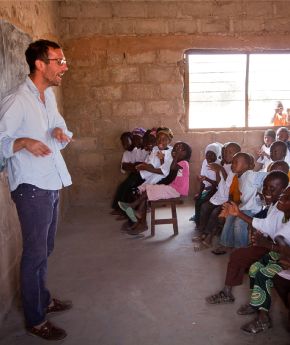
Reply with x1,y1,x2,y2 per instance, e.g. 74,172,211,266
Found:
150,198,183,236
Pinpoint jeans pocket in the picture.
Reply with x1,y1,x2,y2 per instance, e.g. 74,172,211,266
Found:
31,188,50,198
11,184,49,201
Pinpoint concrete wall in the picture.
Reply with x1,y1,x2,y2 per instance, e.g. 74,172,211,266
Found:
60,0,290,206
0,1,61,324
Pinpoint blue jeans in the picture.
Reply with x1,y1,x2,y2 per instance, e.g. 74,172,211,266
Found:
11,184,59,327
219,210,254,248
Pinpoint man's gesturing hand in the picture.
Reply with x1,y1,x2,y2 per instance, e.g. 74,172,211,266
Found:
14,138,51,157
52,127,71,143
24,138,52,156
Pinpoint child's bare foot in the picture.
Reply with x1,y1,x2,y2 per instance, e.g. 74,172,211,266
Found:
110,209,123,216
118,202,138,222
211,245,228,255
120,220,133,232
127,221,148,235
192,233,206,242
193,240,212,252
115,214,127,221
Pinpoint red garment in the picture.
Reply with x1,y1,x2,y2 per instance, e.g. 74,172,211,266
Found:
225,246,269,286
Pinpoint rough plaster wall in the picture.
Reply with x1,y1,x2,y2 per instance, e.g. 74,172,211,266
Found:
0,19,31,324
0,2,62,324
60,0,290,206
0,1,60,40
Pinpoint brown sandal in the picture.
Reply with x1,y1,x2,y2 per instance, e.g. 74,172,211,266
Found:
206,291,235,304
241,317,272,334
27,320,67,340
47,298,72,314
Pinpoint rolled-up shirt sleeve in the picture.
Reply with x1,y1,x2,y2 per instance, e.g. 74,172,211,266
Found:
0,95,24,158
47,90,73,150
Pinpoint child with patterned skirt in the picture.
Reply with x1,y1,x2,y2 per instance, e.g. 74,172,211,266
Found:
240,186,290,334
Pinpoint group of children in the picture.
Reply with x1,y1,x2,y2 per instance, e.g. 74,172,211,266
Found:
190,126,290,335
111,127,191,235
111,125,290,335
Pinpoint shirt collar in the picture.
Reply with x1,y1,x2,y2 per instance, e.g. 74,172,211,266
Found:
25,76,50,97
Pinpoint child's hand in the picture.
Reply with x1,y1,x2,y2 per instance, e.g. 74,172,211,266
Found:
197,175,206,182
251,231,270,247
219,202,230,218
226,201,239,216
194,192,201,200
208,163,222,172
257,149,264,158
156,151,165,160
136,163,149,171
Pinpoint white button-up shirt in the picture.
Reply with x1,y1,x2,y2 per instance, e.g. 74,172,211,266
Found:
0,77,72,191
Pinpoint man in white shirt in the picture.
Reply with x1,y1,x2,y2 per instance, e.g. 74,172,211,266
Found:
0,40,72,340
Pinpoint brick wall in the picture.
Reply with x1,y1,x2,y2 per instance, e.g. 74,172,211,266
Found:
60,0,290,205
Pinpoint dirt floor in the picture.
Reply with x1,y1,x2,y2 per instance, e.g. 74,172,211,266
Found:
0,201,289,345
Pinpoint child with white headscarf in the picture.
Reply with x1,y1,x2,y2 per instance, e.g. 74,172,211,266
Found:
190,142,222,227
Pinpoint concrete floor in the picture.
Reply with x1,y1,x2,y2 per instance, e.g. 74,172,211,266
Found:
0,201,289,345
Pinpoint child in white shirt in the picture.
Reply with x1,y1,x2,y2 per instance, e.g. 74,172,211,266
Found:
256,129,275,172
215,153,266,253
190,142,221,226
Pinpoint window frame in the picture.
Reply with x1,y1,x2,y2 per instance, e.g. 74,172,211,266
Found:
184,49,290,132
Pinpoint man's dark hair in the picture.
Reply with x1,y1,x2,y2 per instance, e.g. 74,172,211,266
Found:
25,39,61,73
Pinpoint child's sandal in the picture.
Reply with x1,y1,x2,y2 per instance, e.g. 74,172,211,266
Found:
206,291,235,304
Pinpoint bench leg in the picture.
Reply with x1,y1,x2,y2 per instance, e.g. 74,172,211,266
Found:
151,205,155,236
171,203,178,235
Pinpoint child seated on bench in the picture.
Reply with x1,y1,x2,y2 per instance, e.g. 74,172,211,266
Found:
118,142,192,235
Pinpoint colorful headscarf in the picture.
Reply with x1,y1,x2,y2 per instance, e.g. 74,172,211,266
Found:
132,127,146,137
156,127,174,141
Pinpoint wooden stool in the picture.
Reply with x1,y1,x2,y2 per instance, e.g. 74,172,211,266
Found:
150,198,182,236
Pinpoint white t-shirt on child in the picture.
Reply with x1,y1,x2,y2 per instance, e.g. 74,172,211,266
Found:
200,158,221,188
139,146,173,185
252,202,284,240
132,147,149,163
210,163,233,205
274,221,290,280
238,170,266,213
120,150,134,174
274,220,290,245
257,144,271,172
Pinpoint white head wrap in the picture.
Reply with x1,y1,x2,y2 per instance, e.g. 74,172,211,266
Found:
205,142,222,158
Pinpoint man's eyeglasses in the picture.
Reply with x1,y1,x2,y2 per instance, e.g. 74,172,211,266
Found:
46,58,67,66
